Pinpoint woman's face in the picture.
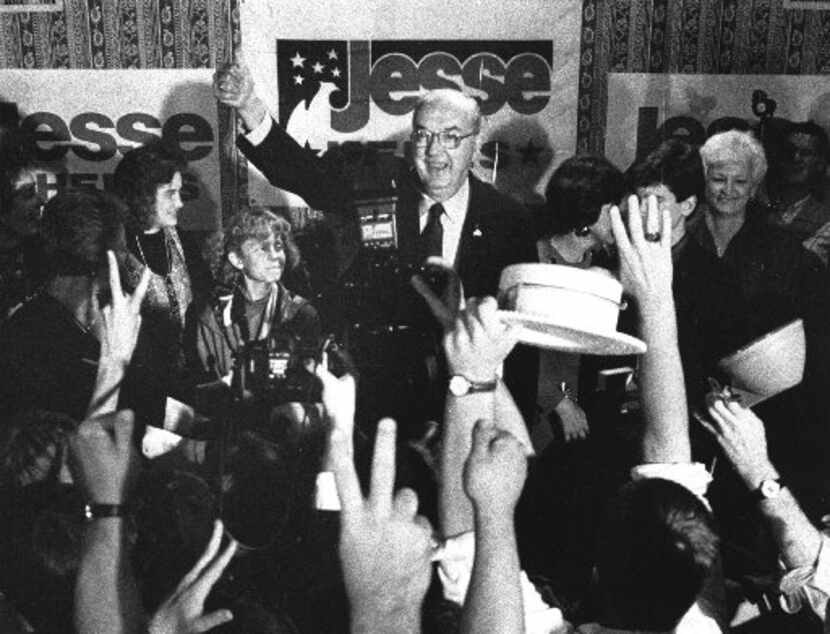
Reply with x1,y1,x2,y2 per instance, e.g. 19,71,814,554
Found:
231,230,287,285
149,171,183,230
705,159,754,217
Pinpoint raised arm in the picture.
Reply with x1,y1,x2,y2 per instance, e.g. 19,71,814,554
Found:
213,52,353,215
460,420,527,634
439,297,529,537
610,195,690,463
700,400,822,569
86,251,149,419
213,49,267,133
72,410,142,634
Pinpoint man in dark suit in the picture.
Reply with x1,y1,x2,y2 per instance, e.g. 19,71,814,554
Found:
214,60,537,431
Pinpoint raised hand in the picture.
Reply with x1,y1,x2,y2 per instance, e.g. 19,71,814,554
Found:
69,409,139,505
554,397,590,442
316,347,357,436
331,418,434,633
213,48,267,132
411,256,465,330
148,520,237,634
463,420,527,517
698,397,778,489
609,194,673,315
443,296,518,383
95,250,149,368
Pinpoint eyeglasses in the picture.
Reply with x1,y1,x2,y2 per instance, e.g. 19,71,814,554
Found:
410,128,476,150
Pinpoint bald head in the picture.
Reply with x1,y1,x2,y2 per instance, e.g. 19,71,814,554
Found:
412,89,482,133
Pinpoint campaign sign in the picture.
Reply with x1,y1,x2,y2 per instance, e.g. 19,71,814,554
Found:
606,73,830,171
0,70,220,230
249,39,558,208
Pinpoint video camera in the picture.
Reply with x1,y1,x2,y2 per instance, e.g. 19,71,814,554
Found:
235,334,350,406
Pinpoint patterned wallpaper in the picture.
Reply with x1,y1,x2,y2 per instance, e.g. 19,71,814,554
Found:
576,0,830,153
0,0,244,219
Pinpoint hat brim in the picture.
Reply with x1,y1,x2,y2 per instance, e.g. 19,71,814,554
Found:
498,310,647,356
726,387,767,409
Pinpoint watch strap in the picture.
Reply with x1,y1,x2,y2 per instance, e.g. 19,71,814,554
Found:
84,503,128,521
449,375,498,396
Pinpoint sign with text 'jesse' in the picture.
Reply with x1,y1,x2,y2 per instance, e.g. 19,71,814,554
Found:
251,39,559,208
0,70,220,230
606,73,830,171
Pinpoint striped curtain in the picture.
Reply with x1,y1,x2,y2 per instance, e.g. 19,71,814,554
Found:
576,0,830,152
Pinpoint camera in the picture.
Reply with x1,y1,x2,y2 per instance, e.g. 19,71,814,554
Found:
237,334,321,405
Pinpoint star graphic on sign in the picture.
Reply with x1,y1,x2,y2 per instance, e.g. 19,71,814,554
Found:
290,52,306,68
293,74,304,85
311,61,324,74
518,138,543,165
327,49,338,60
331,67,341,78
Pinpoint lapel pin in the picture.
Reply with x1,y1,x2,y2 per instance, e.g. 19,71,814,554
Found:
472,227,483,238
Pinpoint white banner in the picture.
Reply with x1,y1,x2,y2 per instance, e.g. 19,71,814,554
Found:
0,69,221,230
240,0,582,208
606,73,830,171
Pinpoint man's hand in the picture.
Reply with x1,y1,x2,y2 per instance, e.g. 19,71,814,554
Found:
554,397,590,442
609,194,673,316
148,520,237,634
463,420,527,517
444,297,518,383
213,49,267,132
411,256,465,330
95,250,150,369
698,397,778,489
69,410,139,505
316,349,357,437
331,418,434,632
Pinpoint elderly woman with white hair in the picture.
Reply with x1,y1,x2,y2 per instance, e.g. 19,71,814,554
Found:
673,129,830,559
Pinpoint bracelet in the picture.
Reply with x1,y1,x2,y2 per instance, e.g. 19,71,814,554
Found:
83,503,128,521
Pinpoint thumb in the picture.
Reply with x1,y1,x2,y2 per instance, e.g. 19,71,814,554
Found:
193,609,234,632
471,419,495,456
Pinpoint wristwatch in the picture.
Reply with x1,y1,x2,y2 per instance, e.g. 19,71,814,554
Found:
449,375,498,397
752,478,785,502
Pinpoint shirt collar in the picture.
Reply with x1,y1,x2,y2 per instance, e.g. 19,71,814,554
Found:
419,177,470,226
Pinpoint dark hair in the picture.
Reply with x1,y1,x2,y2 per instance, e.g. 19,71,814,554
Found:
540,155,625,238
41,189,126,278
706,117,752,138
113,142,186,232
0,125,38,217
596,479,719,631
626,139,704,203
0,410,75,490
221,206,301,284
787,120,830,162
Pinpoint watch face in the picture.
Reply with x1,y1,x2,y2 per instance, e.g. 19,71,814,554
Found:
449,375,470,396
760,479,782,498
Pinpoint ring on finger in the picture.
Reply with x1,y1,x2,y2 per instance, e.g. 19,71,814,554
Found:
644,232,661,243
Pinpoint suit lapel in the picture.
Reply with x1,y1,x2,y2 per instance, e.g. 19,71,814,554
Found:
455,175,484,278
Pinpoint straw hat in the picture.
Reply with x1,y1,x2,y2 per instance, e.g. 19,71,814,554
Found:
497,263,646,355
717,319,806,406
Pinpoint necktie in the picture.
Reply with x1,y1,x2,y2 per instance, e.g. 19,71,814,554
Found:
421,203,444,259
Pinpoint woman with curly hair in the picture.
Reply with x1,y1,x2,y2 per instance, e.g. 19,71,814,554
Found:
113,141,210,391
189,205,320,383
